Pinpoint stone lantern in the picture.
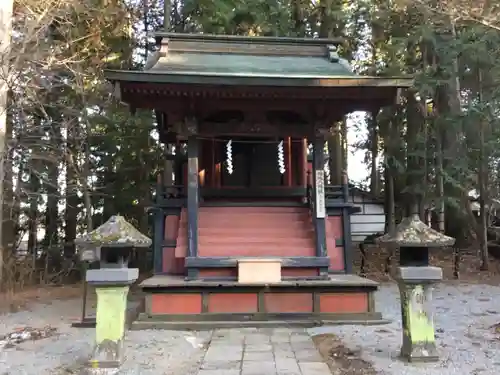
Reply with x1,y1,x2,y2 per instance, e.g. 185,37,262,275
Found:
377,214,455,363
75,215,151,370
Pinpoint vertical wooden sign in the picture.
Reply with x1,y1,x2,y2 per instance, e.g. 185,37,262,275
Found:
315,170,326,218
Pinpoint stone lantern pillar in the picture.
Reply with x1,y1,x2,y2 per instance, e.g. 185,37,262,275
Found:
75,215,151,371
376,214,455,363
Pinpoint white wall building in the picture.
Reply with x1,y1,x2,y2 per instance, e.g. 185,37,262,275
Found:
347,186,385,243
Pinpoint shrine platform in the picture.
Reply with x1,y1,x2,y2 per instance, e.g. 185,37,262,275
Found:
131,274,387,330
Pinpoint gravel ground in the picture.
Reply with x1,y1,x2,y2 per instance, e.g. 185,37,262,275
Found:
309,282,500,375
0,298,212,375
2,283,500,375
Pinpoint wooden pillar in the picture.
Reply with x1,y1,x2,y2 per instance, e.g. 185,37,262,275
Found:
210,138,216,187
285,137,292,186
215,140,222,188
312,137,327,269
153,174,164,274
301,138,308,187
163,144,174,188
187,134,199,279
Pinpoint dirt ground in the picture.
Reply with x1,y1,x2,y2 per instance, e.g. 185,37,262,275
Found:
0,284,84,314
313,334,378,375
354,246,500,285
0,273,151,314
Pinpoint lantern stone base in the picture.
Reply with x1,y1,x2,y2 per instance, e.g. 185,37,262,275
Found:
85,269,138,371
396,266,442,363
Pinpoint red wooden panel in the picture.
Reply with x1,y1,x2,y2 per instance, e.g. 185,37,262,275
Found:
208,293,258,313
281,268,319,277
326,215,345,271
162,247,176,273
174,210,187,258
164,215,180,240
264,293,313,313
319,293,368,313
150,293,202,314
199,268,237,277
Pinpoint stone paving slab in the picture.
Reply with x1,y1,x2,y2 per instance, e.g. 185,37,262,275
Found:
195,328,330,375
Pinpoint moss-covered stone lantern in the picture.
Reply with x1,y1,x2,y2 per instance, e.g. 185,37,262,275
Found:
75,215,151,371
377,213,455,363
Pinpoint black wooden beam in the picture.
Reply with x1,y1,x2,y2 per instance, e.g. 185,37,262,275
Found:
153,208,164,274
342,207,353,274
187,135,199,260
200,187,307,198
201,200,306,207
185,256,330,268
153,177,165,274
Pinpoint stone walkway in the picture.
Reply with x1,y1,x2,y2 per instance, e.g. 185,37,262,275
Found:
197,328,330,375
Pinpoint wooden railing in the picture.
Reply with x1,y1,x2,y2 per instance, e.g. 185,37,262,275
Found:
154,177,349,206
325,185,345,201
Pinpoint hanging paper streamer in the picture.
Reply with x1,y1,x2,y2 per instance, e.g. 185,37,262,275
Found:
324,160,331,185
226,139,233,174
323,140,331,184
277,140,285,174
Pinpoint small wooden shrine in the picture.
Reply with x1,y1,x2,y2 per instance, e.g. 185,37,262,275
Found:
105,32,412,328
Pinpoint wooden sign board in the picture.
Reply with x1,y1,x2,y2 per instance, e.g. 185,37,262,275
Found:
315,170,326,218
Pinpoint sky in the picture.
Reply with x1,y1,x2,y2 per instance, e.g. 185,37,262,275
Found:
346,112,370,186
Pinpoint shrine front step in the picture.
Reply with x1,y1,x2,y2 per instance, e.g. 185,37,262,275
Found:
133,275,387,330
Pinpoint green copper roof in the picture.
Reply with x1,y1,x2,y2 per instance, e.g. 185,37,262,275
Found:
104,33,413,88
148,52,353,77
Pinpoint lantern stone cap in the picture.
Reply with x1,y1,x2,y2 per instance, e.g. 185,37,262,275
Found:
376,214,455,247
75,215,152,248
86,268,139,285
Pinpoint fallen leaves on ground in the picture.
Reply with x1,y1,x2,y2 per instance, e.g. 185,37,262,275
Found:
0,326,58,349
312,334,378,375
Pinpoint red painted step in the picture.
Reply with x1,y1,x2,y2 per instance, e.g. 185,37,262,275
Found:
181,221,311,230
177,236,313,247
194,213,308,224
180,227,314,238
174,206,315,259
198,246,314,257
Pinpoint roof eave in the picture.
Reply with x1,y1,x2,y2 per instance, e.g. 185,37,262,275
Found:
104,69,414,89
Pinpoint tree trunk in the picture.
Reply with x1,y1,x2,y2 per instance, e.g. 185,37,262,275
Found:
82,140,93,230
382,113,396,233
438,19,468,241
327,124,343,185
2,93,16,255
43,122,60,249
405,92,421,215
478,69,489,270
435,124,445,232
369,112,379,195
64,124,78,256
319,0,343,186
0,0,14,287
27,170,39,255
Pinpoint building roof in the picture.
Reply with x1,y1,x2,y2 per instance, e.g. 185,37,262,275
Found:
105,33,413,89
